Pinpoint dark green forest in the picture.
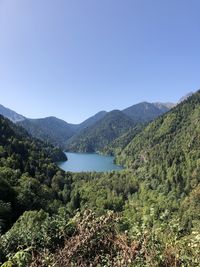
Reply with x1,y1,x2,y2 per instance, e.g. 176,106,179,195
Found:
66,103,171,153
18,117,76,149
1,101,171,152
122,101,170,123
66,110,135,152
0,92,200,266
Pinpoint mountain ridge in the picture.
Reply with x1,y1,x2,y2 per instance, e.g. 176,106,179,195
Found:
0,104,25,123
0,91,199,266
18,117,76,149
0,93,190,150
66,110,135,152
122,101,171,122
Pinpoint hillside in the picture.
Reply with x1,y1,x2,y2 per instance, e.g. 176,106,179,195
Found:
122,101,171,122
0,115,67,231
76,111,107,131
118,90,200,197
66,102,172,153
0,93,200,266
18,117,76,149
0,104,25,123
178,91,194,103
16,112,108,149
153,102,175,110
66,110,135,152
102,124,145,156
64,91,200,265
0,101,172,151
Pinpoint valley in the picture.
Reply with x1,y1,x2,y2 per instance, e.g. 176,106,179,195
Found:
1,100,174,153
1,1,199,265
0,91,199,266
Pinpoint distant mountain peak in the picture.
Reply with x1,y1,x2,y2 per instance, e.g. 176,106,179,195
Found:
77,110,107,131
0,104,25,123
66,110,134,152
122,102,170,123
153,102,176,110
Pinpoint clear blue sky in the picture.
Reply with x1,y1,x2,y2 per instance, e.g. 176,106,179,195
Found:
0,0,200,123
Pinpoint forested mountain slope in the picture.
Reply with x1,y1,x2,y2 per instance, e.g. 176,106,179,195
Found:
76,111,107,131
118,91,200,196
66,110,135,152
1,101,172,152
18,117,76,149
66,102,172,153
122,102,171,122
0,92,200,266
0,115,67,231
178,91,194,103
102,124,145,156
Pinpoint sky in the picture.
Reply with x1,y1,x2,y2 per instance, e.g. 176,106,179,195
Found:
0,0,200,123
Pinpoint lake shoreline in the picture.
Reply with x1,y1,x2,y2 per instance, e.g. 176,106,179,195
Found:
57,152,124,173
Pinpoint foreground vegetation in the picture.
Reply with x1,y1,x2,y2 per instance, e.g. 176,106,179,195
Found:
0,91,200,266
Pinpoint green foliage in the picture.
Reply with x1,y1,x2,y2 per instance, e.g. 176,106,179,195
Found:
0,91,200,266
0,208,73,259
66,110,135,152
70,171,139,214
0,115,67,231
123,101,170,123
29,210,136,267
18,117,75,149
76,110,107,131
1,248,32,267
118,91,200,201
103,125,145,156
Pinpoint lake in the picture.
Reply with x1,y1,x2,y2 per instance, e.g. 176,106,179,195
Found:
57,152,124,172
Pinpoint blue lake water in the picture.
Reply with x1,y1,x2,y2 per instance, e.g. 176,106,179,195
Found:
57,152,123,173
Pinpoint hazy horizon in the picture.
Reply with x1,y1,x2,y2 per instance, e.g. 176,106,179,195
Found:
1,0,200,123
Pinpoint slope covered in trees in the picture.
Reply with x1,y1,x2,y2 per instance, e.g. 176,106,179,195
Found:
102,124,145,156
16,112,108,150
1,101,172,152
118,91,200,195
18,117,76,149
0,92,200,266
67,103,172,153
116,91,200,247
76,111,107,131
0,115,67,231
122,102,171,122
66,110,135,152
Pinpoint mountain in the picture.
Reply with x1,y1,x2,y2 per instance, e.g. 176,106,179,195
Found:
118,90,200,189
0,98,178,152
66,102,173,153
77,111,107,131
153,102,176,110
178,91,194,103
16,112,108,149
18,117,76,148
0,114,66,229
102,124,145,156
0,104,25,122
66,110,135,152
0,92,199,266
0,101,174,151
122,102,171,123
